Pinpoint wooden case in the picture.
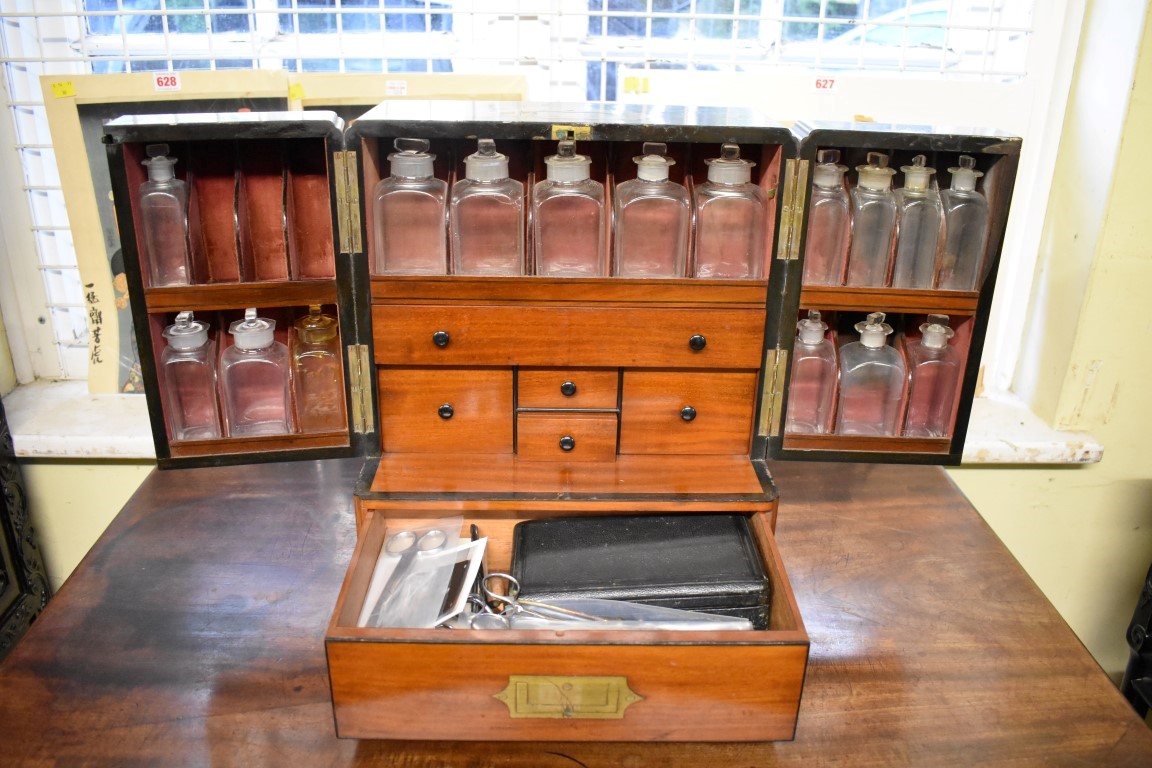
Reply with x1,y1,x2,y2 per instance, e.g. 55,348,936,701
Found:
104,102,1021,742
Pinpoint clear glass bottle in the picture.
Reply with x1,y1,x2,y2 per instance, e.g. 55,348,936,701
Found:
693,143,767,280
220,308,293,437
140,143,191,287
785,310,837,435
372,138,448,275
845,152,897,287
802,149,850,286
292,305,346,434
612,142,690,278
450,138,524,276
533,140,605,276
892,155,943,289
835,312,906,436
903,314,960,437
937,155,990,291
160,311,220,440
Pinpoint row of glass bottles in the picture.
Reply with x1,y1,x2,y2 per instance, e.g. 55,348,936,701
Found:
785,311,961,438
803,150,990,291
372,138,768,280
160,306,346,441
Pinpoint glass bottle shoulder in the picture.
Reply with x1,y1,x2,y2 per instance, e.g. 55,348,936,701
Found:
615,178,690,208
697,180,768,203
895,187,941,208
850,185,897,209
375,175,448,199
221,341,290,365
839,342,904,372
940,188,988,213
162,346,211,364
907,342,959,368
534,178,604,203
810,183,849,206
140,179,186,203
793,338,837,365
451,177,523,203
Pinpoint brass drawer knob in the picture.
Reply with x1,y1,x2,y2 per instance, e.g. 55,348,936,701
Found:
560,380,577,396
680,405,697,422
559,435,576,451
432,330,450,347
438,403,454,419
689,334,707,351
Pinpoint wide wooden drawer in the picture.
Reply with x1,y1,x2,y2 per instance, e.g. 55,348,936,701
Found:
620,371,759,455
518,368,619,409
377,367,513,454
372,305,765,369
326,504,808,742
516,412,618,462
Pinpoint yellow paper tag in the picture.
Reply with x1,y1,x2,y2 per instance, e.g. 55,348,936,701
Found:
288,83,305,101
51,81,76,98
623,76,649,94
550,124,593,141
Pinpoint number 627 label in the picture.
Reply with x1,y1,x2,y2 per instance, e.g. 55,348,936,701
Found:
153,72,182,92
814,77,837,91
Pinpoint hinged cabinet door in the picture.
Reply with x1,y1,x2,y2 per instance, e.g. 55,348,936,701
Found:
104,112,378,468
762,124,1021,465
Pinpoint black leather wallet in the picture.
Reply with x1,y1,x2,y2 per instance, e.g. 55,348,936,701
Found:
510,513,771,628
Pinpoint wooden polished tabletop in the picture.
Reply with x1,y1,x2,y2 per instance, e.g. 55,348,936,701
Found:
3,458,1150,766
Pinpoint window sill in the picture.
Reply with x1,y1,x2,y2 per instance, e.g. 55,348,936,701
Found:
3,380,155,459
960,392,1103,465
1,381,1102,465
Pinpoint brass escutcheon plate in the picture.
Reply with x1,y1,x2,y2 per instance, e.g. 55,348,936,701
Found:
494,675,643,719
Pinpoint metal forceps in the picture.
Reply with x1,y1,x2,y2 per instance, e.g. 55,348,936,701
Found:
465,573,613,629
366,527,449,626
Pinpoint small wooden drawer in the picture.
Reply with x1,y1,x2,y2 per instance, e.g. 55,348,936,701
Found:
373,305,765,369
378,367,513,454
516,412,618,462
518,368,619,409
620,371,759,455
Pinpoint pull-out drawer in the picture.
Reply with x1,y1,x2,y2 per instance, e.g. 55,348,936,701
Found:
516,412,618,461
372,305,765,369
377,367,513,454
620,371,759,455
326,500,808,742
518,368,620,409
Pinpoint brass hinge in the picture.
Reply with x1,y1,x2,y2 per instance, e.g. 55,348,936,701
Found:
333,150,363,254
758,347,789,438
347,343,373,434
775,158,809,261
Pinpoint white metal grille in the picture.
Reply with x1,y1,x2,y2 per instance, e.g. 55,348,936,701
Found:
0,0,1035,381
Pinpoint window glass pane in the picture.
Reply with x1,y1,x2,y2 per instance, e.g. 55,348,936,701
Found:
41,267,84,303
21,148,61,189
85,0,253,34
26,191,69,230
35,230,76,268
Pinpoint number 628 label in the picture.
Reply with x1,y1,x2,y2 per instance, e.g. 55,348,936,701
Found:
153,72,182,92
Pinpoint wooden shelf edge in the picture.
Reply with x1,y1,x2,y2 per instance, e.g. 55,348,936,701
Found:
799,286,979,314
144,280,339,312
371,276,770,307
